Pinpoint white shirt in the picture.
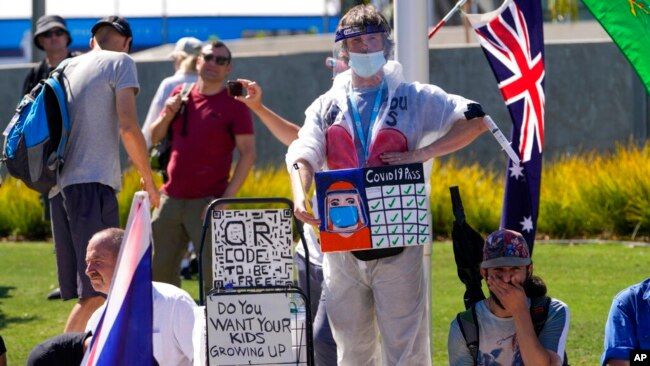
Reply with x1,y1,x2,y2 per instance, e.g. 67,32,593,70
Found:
86,282,197,366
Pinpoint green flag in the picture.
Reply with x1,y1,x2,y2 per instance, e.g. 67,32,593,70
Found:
581,0,650,93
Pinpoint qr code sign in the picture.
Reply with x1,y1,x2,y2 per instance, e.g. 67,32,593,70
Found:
211,209,293,289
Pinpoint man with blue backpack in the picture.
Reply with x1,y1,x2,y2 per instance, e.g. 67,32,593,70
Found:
447,229,570,365
47,15,160,333
21,14,80,301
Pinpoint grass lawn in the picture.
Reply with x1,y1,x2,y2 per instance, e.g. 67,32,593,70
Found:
1,241,648,365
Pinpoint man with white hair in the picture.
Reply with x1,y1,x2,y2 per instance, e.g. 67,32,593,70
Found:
27,228,196,366
84,228,196,365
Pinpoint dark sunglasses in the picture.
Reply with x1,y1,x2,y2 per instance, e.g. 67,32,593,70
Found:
201,54,230,65
42,29,66,38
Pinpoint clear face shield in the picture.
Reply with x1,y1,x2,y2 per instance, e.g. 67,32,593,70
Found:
328,23,394,80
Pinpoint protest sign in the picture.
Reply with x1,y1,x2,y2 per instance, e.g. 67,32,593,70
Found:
206,292,307,365
315,163,431,252
212,209,293,289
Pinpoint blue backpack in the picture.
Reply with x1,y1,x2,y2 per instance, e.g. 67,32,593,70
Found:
2,63,70,193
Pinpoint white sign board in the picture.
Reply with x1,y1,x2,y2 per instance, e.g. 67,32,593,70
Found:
206,292,306,365
212,209,293,289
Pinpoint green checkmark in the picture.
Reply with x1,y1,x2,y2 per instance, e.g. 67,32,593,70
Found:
404,185,413,194
391,226,399,234
406,225,415,233
404,212,413,221
406,198,414,207
374,226,382,234
371,201,381,210
390,213,399,222
387,198,396,208
376,237,385,246
386,187,396,195
420,236,429,244
407,236,415,244
417,198,426,207
391,237,400,245
419,213,427,222
374,214,382,223
417,185,425,194
420,226,428,234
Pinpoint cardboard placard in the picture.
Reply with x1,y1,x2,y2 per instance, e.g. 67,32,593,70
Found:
212,209,293,289
206,293,307,365
315,163,431,252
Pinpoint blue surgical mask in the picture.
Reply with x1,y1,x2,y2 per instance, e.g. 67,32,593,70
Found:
329,206,359,228
348,51,386,78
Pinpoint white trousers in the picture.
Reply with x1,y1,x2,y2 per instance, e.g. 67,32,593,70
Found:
323,246,431,366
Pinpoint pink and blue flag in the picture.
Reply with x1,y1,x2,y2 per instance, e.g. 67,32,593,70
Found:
82,191,155,366
466,0,545,253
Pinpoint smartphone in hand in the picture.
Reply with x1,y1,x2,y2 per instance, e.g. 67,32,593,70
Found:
227,80,243,97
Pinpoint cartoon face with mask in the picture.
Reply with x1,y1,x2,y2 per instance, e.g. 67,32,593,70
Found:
325,181,367,235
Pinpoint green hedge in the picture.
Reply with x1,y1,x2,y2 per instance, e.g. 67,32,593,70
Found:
2,143,649,241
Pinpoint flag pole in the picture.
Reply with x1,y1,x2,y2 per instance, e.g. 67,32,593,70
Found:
428,0,468,39
395,0,434,355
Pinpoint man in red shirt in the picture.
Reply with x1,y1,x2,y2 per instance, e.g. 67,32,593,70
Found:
149,41,256,294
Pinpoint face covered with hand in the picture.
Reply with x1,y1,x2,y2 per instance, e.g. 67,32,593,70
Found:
483,265,532,309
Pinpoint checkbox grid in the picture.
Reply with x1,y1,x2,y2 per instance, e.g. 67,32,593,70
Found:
366,184,430,249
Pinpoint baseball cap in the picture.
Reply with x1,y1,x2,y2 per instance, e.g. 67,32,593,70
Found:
480,229,531,269
91,16,133,38
168,37,202,59
33,15,72,50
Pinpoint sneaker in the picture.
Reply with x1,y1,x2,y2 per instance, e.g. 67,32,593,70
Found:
47,288,61,300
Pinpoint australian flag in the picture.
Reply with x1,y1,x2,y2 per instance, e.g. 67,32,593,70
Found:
466,0,545,254
82,192,156,366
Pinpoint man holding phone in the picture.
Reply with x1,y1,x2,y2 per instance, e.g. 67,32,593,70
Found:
149,41,256,295
227,80,244,97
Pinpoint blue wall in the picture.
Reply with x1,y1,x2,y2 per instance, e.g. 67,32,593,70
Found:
0,15,341,55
